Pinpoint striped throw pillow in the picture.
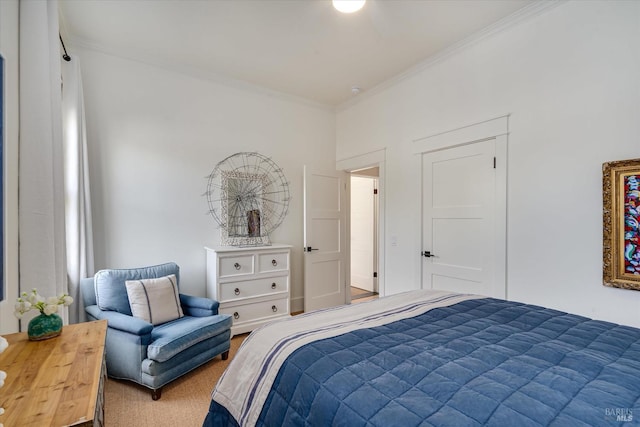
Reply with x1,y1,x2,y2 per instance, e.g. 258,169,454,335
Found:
125,274,184,325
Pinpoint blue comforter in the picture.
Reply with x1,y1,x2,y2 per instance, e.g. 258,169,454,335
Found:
205,297,640,426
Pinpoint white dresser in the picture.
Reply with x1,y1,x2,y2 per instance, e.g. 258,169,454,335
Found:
205,244,292,336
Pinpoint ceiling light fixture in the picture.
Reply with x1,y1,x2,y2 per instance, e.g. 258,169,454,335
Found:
332,0,366,14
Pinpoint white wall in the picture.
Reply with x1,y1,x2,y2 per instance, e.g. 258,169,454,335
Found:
336,1,640,327
77,48,336,311
0,0,20,334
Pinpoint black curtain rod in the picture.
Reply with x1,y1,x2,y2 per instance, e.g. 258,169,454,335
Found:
59,33,71,62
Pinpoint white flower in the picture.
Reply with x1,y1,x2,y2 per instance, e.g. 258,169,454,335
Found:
43,304,59,316
14,300,31,314
13,289,73,319
0,336,7,353
26,290,44,305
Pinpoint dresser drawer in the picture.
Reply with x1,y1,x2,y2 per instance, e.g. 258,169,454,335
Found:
257,251,289,273
222,297,289,325
219,276,288,301
219,254,254,278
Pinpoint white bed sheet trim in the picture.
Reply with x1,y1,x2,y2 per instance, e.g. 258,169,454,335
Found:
211,290,484,426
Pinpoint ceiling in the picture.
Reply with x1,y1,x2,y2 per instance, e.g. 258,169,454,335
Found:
59,0,537,107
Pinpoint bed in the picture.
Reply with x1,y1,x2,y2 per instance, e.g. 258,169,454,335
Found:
203,290,640,426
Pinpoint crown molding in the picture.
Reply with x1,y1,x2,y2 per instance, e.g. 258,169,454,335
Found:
336,0,565,112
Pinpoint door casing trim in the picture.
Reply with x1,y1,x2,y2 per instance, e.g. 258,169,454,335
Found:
415,117,508,299
337,149,386,298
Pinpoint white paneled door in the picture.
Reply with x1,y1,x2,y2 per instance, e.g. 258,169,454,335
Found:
303,166,348,312
421,138,506,298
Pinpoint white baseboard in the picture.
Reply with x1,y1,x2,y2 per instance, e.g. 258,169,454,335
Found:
290,296,304,313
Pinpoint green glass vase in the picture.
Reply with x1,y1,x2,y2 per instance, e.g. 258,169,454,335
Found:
28,313,63,341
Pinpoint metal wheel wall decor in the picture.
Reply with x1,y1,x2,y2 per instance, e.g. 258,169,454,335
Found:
205,152,290,246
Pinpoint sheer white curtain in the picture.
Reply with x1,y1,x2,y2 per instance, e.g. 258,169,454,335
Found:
62,56,95,324
19,0,68,323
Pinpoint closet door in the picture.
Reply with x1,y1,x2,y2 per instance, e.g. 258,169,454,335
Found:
421,138,505,298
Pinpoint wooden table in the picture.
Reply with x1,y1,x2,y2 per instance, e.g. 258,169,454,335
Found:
0,320,107,427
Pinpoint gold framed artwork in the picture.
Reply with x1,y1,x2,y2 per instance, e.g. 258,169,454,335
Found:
603,158,640,290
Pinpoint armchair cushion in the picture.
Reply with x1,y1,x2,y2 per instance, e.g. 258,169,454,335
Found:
180,293,219,317
85,304,154,336
126,274,184,325
148,314,232,362
94,262,180,315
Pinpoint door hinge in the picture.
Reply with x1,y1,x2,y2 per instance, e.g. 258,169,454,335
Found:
373,188,378,195
373,272,378,278
493,157,496,169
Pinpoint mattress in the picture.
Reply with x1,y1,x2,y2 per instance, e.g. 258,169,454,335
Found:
204,290,640,426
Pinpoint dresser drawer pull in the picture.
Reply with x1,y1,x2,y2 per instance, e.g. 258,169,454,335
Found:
233,312,239,319
234,262,241,270
271,283,277,289
234,288,240,295
271,259,277,267
272,305,278,312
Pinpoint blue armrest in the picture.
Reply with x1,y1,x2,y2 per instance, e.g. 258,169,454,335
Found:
179,294,219,317
85,305,154,335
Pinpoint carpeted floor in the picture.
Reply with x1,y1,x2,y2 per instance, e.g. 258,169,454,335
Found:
104,333,247,427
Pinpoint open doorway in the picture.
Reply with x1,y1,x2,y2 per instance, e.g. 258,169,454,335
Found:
337,148,386,304
350,167,379,302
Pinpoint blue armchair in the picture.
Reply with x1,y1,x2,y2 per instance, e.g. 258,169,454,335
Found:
81,262,232,400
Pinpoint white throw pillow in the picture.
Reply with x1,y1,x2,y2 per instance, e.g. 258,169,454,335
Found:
125,274,184,325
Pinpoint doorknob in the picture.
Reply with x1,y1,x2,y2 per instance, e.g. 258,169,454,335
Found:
422,251,436,258
304,246,319,252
